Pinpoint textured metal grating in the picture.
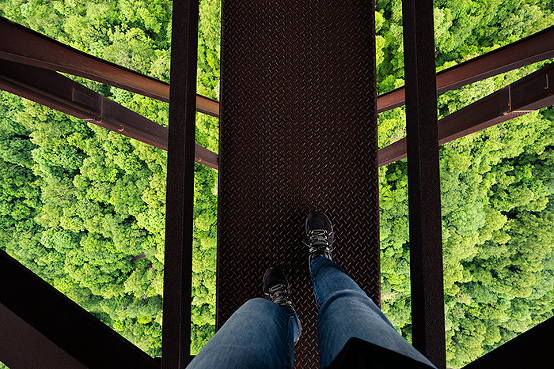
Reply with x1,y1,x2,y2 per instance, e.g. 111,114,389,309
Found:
217,1,379,367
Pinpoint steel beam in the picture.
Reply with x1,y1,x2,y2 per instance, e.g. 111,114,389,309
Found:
378,62,554,166
402,0,446,367
0,249,159,369
0,59,218,170
462,316,554,369
161,0,199,367
377,25,554,113
0,16,219,117
4,15,553,120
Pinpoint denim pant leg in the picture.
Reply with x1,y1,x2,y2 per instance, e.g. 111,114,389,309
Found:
310,257,436,369
187,298,299,369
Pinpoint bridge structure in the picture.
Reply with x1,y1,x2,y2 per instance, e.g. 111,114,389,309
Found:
1,0,554,368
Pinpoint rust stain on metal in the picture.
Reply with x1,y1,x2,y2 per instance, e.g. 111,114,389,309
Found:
0,59,219,170
377,25,554,114
0,17,220,118
378,63,554,167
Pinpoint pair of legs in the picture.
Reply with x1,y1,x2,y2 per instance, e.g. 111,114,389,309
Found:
187,212,436,369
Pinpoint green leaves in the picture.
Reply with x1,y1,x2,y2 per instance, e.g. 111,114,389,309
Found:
376,1,554,363
2,0,553,364
0,0,222,357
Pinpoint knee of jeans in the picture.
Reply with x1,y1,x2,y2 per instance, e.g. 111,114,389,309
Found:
318,290,370,317
245,297,271,307
241,297,283,314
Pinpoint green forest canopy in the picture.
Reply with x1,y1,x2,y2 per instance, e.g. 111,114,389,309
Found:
0,0,553,368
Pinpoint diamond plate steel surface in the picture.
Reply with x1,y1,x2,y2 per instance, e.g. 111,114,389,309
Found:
217,1,379,367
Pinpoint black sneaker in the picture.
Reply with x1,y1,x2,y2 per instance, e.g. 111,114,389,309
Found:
263,267,294,307
305,211,334,263
262,267,302,343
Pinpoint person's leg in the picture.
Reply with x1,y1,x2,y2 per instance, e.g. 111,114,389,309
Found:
187,298,298,369
311,256,435,368
304,211,434,368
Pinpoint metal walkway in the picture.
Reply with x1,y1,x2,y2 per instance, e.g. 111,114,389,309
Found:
2,2,554,368
216,1,380,367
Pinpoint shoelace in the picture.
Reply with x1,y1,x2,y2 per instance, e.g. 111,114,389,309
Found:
266,284,292,306
305,229,333,253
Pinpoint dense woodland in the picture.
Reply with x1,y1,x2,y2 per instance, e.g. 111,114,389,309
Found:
0,0,553,367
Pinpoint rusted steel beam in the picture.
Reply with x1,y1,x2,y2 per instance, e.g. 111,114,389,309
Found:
462,316,554,369
0,249,160,369
0,59,218,170
378,62,554,167
194,144,219,170
0,16,220,118
402,0,446,367
5,14,551,120
161,0,199,366
377,25,554,113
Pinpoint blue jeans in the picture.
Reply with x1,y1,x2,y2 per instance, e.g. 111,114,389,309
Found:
187,257,436,369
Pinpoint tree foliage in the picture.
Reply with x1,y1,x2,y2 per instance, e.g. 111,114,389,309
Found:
376,1,554,367
0,0,553,366
0,0,218,357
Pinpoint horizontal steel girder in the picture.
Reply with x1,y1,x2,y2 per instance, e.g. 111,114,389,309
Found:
4,16,553,121
0,16,219,117
0,249,160,369
378,62,554,166
377,25,554,113
0,59,218,170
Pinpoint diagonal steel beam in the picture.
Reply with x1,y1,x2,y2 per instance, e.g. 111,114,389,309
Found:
377,25,554,113
462,316,554,369
0,59,218,170
0,249,160,369
0,16,220,117
3,15,553,120
378,62,554,167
